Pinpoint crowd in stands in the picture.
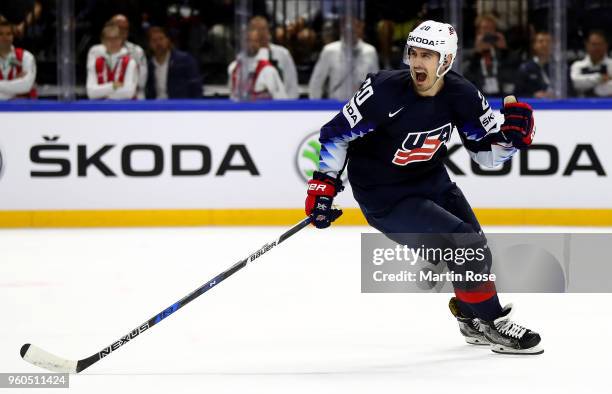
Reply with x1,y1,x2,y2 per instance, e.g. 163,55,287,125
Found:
308,17,379,100
2,0,612,101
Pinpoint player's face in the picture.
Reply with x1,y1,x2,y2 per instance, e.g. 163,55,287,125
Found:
408,47,441,92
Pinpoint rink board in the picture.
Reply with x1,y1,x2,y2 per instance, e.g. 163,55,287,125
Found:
0,99,610,226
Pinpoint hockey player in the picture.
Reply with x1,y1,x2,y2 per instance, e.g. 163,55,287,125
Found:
304,20,542,355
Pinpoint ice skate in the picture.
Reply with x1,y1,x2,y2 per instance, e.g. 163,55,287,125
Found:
481,304,544,355
448,297,489,345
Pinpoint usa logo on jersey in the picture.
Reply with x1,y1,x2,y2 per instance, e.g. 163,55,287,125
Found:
392,123,452,166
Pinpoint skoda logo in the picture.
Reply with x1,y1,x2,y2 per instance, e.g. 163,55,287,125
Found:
295,131,320,182
295,131,348,183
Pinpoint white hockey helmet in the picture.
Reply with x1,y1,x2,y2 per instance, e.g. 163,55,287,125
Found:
403,20,458,78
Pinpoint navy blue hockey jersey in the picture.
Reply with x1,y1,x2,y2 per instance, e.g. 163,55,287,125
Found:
318,69,516,189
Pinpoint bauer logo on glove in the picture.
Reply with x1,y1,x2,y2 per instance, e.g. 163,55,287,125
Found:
305,171,344,229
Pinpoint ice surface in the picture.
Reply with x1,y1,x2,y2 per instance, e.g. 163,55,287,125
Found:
1,225,610,393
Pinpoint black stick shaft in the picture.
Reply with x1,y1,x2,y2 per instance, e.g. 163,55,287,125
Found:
75,217,312,372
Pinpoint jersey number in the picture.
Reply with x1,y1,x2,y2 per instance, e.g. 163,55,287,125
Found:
342,77,374,128
355,77,373,106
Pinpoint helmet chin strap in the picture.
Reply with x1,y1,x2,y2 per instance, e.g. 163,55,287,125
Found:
435,63,445,78
430,72,444,90
409,66,417,80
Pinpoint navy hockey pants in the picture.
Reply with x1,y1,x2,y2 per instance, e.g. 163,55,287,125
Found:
354,172,503,321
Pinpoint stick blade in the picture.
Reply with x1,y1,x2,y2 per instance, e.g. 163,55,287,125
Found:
20,343,78,373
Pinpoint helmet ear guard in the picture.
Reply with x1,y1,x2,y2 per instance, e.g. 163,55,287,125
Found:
435,53,456,78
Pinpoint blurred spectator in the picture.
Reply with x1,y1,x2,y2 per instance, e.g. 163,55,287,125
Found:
0,19,36,100
266,0,321,28
111,14,147,97
0,1,35,25
86,23,138,99
367,0,426,69
201,0,236,63
87,14,147,99
163,1,204,58
78,0,144,49
570,30,612,97
274,16,318,67
321,19,340,46
463,14,513,96
514,31,554,98
228,28,287,100
267,0,318,59
11,0,41,40
249,16,299,98
308,18,379,100
477,0,523,31
13,1,52,59
145,26,202,99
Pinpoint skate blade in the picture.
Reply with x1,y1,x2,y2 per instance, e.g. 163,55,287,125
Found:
465,337,489,346
491,344,544,355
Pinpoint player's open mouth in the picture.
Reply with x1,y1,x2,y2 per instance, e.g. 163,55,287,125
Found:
415,71,427,82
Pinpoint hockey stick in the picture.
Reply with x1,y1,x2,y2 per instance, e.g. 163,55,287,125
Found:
20,216,312,373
